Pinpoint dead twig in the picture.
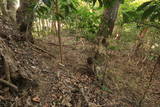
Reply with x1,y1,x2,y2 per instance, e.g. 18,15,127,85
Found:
0,79,18,91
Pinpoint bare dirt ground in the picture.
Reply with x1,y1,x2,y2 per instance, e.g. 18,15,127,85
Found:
19,35,159,107
0,32,160,107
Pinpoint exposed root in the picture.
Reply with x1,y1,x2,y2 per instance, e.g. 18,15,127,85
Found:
0,79,18,91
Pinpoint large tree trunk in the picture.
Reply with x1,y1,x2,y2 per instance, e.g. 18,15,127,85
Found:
87,0,120,83
7,0,19,22
0,0,8,17
94,0,120,57
97,0,120,39
16,0,37,43
0,0,19,22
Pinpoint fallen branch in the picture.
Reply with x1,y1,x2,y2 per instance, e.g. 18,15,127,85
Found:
29,42,56,58
0,79,18,91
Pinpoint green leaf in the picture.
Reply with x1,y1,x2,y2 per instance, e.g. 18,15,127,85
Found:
69,3,77,11
123,12,130,23
55,13,65,20
98,0,103,7
64,6,70,15
93,0,97,6
122,10,138,23
142,5,156,20
137,1,152,11
42,0,52,7
150,13,159,21
103,0,117,8
120,0,125,4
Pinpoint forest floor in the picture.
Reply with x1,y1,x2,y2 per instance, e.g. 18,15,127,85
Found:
0,31,160,107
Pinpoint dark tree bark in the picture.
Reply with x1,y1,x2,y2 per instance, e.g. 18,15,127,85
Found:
97,0,120,39
16,0,37,43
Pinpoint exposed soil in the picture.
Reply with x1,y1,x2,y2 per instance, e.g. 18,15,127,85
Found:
0,18,160,107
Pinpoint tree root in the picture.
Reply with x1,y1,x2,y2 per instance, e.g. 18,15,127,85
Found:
0,79,18,91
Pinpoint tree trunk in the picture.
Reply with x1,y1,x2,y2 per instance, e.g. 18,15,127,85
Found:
97,0,120,39
0,0,19,22
16,0,37,43
87,0,121,81
0,0,8,17
7,0,19,22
